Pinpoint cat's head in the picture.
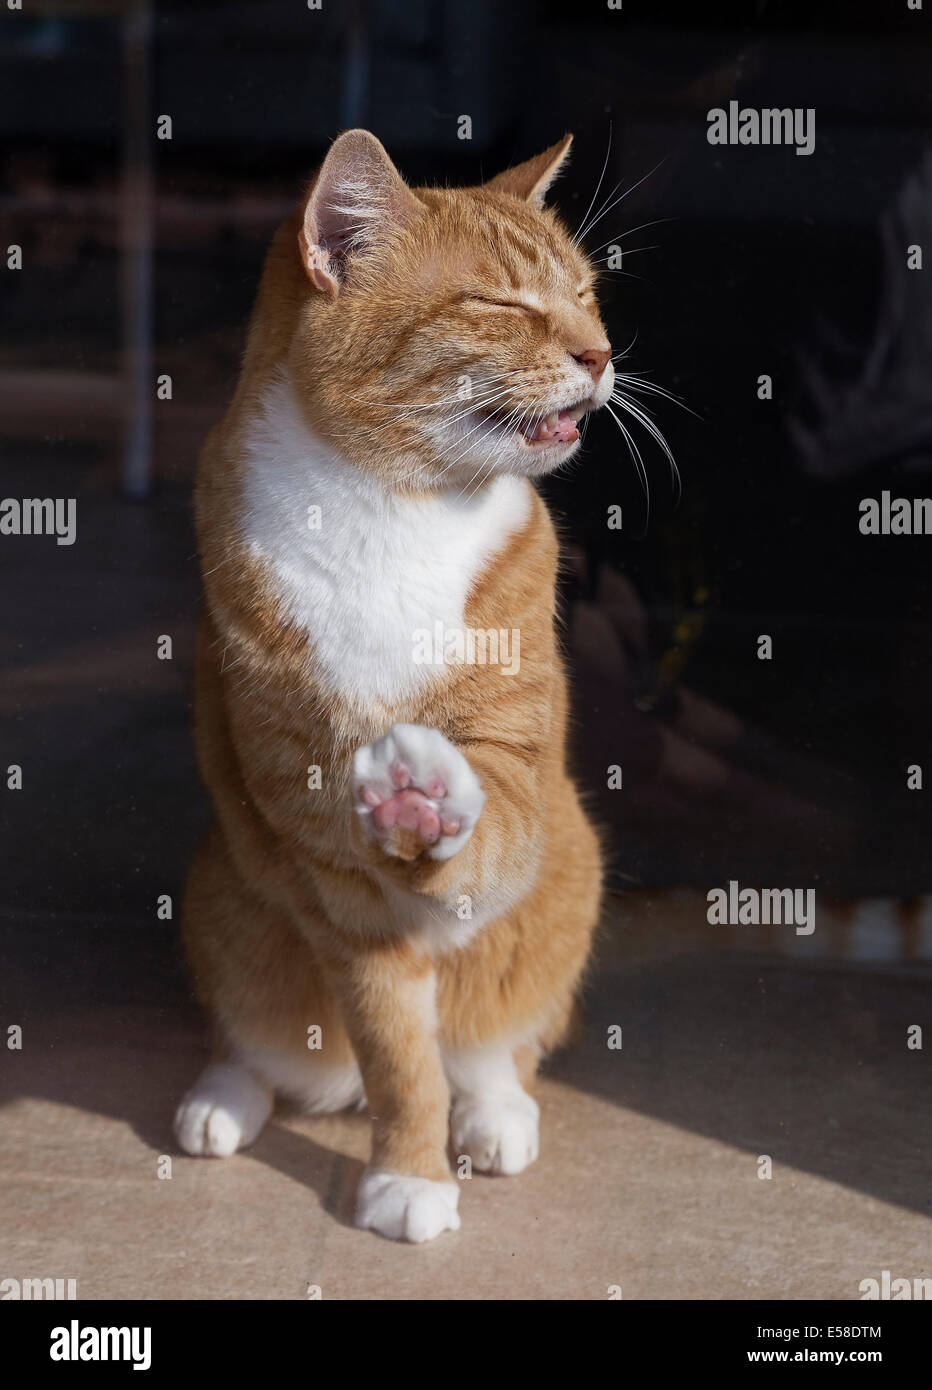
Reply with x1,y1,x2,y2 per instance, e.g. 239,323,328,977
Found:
288,129,613,491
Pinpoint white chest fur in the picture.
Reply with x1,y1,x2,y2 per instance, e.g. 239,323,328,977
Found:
239,373,532,704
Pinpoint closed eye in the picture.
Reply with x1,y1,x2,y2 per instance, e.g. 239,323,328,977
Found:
464,295,540,317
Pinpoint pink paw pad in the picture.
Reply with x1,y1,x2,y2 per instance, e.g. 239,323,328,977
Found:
353,725,486,862
358,764,459,848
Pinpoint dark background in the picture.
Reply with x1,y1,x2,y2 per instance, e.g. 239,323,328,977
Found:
2,0,931,932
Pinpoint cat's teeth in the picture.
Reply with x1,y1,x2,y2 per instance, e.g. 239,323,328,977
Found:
525,408,581,445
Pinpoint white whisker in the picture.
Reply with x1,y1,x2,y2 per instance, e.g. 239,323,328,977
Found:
571,123,613,248
576,160,666,246
604,401,651,524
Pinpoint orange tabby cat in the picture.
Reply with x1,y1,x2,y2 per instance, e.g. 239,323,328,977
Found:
175,129,611,1242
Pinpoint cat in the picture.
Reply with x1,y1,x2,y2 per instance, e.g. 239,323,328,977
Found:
174,129,612,1243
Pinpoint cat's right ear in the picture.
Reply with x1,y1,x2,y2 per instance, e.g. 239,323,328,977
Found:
299,130,422,295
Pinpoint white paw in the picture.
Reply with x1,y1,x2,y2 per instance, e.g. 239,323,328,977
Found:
353,723,485,862
451,1090,540,1175
355,1170,461,1243
174,1062,272,1158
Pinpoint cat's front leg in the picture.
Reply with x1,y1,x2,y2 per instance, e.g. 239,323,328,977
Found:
320,939,460,1243
353,723,486,862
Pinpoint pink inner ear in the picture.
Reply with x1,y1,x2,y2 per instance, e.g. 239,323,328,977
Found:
298,131,423,293
308,250,334,294
300,231,338,295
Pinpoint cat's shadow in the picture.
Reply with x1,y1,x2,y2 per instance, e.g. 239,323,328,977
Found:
0,997,368,1235
151,1048,370,1232
236,1115,366,1232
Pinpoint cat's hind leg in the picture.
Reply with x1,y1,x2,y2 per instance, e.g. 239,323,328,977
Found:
174,1058,273,1158
176,828,358,1153
444,1039,541,1176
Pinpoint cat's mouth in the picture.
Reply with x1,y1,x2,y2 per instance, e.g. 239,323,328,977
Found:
472,398,591,448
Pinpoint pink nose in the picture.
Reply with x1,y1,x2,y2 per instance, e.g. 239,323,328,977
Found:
574,346,612,384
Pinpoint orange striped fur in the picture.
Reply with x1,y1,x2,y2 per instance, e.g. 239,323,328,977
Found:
175,131,610,1242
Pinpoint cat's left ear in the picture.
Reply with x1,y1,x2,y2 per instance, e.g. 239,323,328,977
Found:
300,129,422,295
484,134,573,208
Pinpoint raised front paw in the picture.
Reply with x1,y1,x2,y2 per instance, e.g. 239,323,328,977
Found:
355,1169,461,1243
353,723,485,862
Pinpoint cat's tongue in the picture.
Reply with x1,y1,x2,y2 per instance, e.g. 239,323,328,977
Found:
526,409,579,445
